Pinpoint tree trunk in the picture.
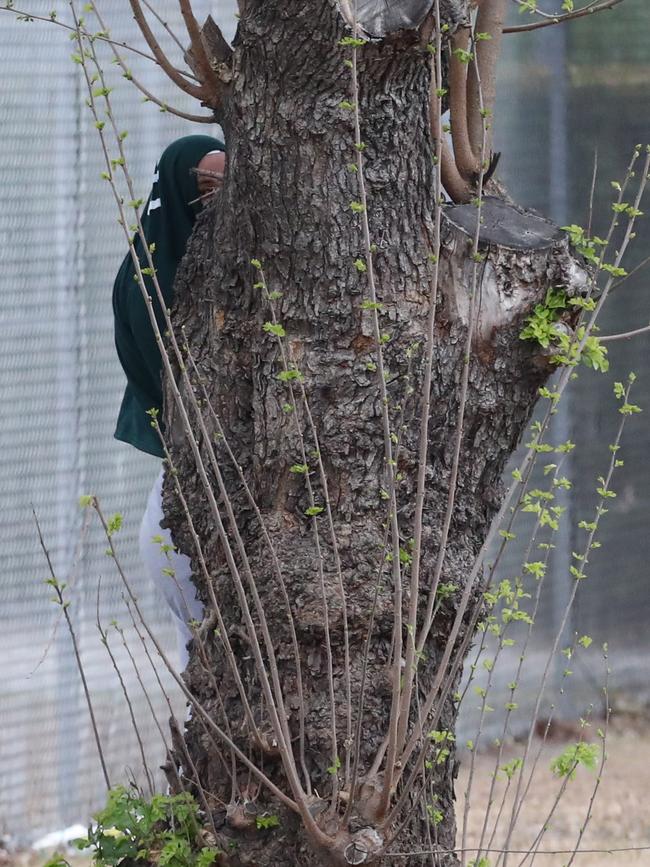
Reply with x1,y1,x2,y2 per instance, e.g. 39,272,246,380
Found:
162,1,585,864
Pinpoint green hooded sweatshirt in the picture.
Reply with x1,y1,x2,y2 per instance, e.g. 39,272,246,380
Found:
113,135,224,457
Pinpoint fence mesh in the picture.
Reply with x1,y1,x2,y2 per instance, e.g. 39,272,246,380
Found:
1,0,649,848
0,0,236,843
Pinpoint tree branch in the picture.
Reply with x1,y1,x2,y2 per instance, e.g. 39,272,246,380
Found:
0,4,198,81
91,3,214,123
449,26,481,181
429,52,473,203
141,0,186,54
183,15,233,121
177,0,223,105
505,0,625,34
441,138,475,203
192,14,233,67
127,0,207,101
467,0,508,158
599,323,650,342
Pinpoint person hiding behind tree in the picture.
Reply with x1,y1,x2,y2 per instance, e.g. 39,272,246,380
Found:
112,134,225,669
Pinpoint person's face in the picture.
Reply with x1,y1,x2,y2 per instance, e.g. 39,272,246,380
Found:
196,151,226,199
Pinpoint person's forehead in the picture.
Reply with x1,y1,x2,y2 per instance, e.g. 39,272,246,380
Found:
197,151,226,168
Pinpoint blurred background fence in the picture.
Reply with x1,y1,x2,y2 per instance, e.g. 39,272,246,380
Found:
0,0,648,847
0,0,237,844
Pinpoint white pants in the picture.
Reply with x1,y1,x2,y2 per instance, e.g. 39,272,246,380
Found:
139,469,204,670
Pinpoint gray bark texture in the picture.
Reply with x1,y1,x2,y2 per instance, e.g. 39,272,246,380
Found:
161,1,585,863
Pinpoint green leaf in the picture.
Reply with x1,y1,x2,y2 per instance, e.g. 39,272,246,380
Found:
159,836,192,867
107,513,123,536
338,36,367,47
262,321,286,338
500,757,523,780
398,546,412,566
42,854,71,867
277,368,303,383
551,742,599,778
452,47,473,64
195,849,221,867
326,755,341,775
255,813,280,830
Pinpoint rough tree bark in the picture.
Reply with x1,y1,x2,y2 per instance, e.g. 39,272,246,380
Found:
161,1,586,864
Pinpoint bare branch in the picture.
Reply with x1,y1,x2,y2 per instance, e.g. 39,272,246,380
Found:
91,4,214,123
34,508,111,791
505,0,625,34
388,845,650,858
441,140,474,203
343,357,417,825
600,322,650,341
381,74,492,844
604,252,650,294
467,0,508,158
474,518,559,857
346,16,406,819
586,148,599,237
395,0,445,770
96,581,155,797
29,507,92,676
93,497,304,817
124,599,233,823
181,343,312,794
141,0,186,53
177,0,222,100
564,659,611,867
127,0,207,100
151,418,267,753
429,53,473,203
0,4,199,81
448,26,481,181
2,3,213,121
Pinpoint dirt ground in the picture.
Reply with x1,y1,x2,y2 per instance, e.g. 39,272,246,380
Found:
456,714,650,867
3,717,649,867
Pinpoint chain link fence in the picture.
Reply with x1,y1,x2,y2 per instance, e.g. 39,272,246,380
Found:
0,0,236,843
